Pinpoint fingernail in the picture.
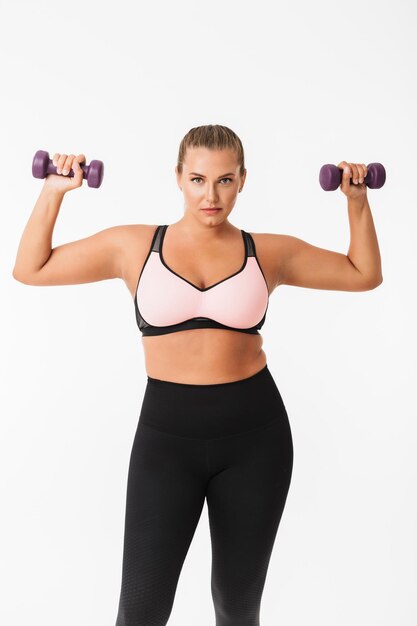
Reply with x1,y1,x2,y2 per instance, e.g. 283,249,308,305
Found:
344,166,350,173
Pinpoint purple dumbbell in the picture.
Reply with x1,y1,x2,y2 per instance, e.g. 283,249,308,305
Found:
319,162,386,191
32,149,104,188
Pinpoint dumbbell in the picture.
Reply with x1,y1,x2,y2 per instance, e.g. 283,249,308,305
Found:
32,149,104,188
319,162,386,191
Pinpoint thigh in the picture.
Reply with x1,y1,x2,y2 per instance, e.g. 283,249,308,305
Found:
115,422,207,626
206,417,294,625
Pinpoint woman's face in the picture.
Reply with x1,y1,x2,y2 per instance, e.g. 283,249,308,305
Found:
175,146,246,224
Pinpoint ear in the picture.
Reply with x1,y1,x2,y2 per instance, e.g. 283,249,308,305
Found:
175,166,182,190
239,168,247,191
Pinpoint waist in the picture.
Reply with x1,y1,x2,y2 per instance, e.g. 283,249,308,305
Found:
139,364,289,440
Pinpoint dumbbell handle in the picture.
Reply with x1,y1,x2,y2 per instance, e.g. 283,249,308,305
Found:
48,160,86,178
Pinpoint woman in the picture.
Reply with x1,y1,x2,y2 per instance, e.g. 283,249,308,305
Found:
13,125,383,625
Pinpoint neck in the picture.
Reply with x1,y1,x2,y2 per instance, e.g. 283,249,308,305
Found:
171,214,237,240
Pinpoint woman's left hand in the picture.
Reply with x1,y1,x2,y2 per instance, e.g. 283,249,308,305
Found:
337,161,368,201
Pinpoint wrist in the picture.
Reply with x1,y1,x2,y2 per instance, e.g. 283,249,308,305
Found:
348,196,369,210
40,184,66,201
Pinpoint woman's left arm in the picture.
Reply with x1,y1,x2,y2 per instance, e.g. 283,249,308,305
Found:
272,161,383,292
342,161,383,286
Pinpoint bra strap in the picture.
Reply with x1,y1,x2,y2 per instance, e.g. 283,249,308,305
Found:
151,225,165,252
244,230,256,257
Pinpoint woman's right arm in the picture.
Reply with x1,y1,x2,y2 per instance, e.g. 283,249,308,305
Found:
12,153,125,286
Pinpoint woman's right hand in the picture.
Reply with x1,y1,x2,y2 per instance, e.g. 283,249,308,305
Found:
43,153,86,193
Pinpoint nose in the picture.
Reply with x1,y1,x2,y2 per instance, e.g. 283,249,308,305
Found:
206,184,218,203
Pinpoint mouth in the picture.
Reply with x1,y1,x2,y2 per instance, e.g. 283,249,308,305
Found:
201,208,222,212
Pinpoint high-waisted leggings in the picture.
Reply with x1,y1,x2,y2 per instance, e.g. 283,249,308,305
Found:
114,364,294,626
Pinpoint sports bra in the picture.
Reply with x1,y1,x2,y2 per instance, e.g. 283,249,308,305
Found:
134,224,269,336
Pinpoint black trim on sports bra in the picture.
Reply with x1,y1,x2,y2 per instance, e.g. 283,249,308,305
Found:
159,224,248,292
134,225,269,336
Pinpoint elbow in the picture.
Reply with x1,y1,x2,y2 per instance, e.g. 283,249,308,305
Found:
12,268,33,284
366,275,383,290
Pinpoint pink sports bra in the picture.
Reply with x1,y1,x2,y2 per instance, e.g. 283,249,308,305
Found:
134,224,269,336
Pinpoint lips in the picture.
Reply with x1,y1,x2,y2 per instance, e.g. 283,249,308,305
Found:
201,208,221,210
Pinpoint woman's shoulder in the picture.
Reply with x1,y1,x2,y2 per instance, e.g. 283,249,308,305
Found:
112,223,161,249
246,230,288,257
115,222,159,236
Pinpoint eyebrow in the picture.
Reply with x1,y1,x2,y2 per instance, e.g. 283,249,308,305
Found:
188,172,235,178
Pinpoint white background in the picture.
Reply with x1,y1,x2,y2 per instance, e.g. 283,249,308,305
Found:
1,0,416,624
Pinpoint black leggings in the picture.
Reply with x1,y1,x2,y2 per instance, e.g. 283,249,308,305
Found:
115,364,294,626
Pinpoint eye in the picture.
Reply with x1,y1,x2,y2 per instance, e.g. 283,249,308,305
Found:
190,177,233,184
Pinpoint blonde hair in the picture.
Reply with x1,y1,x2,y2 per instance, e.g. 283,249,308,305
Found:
177,124,245,177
